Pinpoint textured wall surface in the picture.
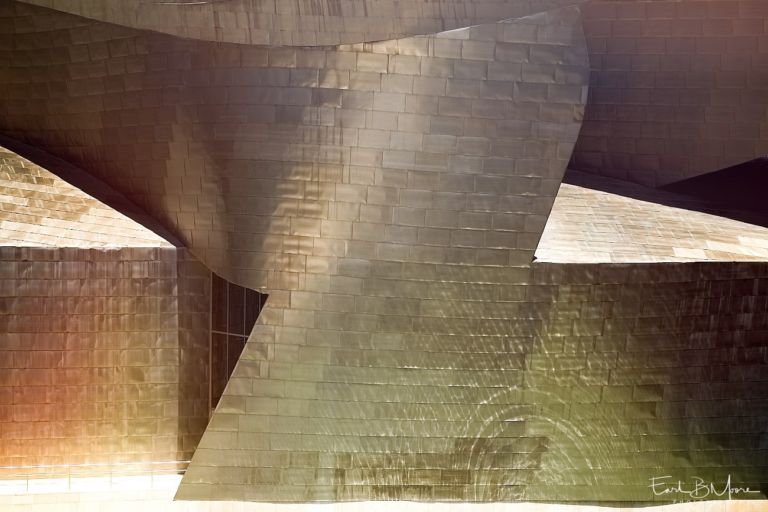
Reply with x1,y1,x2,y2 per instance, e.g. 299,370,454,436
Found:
12,0,768,189
536,171,768,262
0,143,211,477
574,0,768,186
176,251,213,461
15,0,586,46
0,0,595,502
2,0,768,506
0,1,589,289
0,145,170,248
179,260,768,503
0,245,210,473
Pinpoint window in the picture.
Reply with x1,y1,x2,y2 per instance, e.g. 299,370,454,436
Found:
210,273,267,412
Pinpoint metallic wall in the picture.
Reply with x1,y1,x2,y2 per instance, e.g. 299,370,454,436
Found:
1,0,768,506
13,0,768,188
0,0,594,501
574,0,768,186
0,143,173,249
181,261,768,502
0,1,588,289
15,0,587,46
0,245,211,474
536,170,768,263
0,141,211,476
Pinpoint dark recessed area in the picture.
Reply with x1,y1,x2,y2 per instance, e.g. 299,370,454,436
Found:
210,273,267,411
661,157,768,227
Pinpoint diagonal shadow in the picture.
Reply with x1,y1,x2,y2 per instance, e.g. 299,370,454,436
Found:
563,164,768,230
660,157,768,228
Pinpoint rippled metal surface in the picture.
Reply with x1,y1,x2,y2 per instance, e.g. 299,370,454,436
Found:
2,0,767,505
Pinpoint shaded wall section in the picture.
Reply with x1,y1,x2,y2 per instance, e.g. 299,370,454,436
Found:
0,141,212,477
15,0,587,46
573,0,768,186
662,156,768,228
177,250,213,461
210,273,267,411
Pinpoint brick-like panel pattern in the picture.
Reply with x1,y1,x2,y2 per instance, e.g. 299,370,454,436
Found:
0,145,170,248
522,262,768,503
536,170,768,262
0,0,591,502
180,261,768,502
0,1,767,505
16,0,586,46
0,246,211,473
574,0,768,186
177,251,213,459
0,1,588,287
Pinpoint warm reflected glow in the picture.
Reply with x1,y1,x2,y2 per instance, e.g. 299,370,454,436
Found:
0,489,764,512
0,474,182,496
0,461,187,496
0,464,764,511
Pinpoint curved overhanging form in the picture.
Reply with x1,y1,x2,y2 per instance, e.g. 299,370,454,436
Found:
14,0,768,190
2,0,768,506
0,0,589,290
171,5,590,502
15,0,587,46
0,0,592,502
0,144,172,248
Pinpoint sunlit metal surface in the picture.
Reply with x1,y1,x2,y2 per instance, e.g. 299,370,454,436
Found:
1,0,768,507
536,170,768,262
0,142,211,484
0,146,171,248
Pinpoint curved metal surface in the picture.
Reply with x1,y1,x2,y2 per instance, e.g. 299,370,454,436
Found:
15,0,587,46
0,0,590,502
4,0,768,506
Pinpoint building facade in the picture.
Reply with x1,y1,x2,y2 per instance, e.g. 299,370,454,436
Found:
0,0,767,505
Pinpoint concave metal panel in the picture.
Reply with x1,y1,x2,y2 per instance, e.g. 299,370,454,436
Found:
1,2,767,505
0,1,588,292
0,0,591,502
